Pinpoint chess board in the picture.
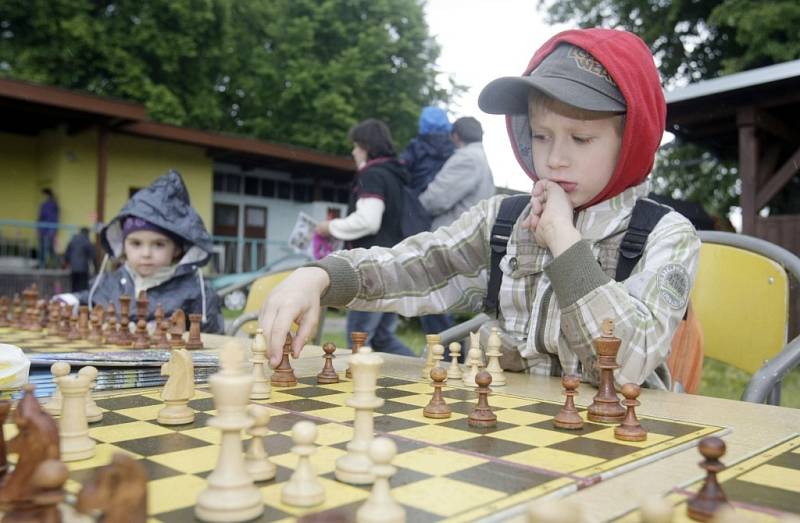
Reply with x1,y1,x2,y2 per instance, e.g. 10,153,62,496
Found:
616,434,800,522
0,326,135,354
4,374,725,522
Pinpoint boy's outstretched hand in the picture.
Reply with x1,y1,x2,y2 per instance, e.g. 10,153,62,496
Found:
257,267,331,367
521,180,582,257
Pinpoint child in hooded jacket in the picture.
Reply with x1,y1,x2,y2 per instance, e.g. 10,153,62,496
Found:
257,29,699,389
57,171,223,333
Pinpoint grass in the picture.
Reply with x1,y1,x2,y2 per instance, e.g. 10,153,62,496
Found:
227,307,800,408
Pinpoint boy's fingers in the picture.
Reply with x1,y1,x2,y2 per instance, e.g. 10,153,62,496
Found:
258,303,281,366
268,309,296,366
293,308,318,357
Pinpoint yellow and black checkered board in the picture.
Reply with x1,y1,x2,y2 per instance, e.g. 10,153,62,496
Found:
6,375,724,522
616,435,800,522
0,326,140,353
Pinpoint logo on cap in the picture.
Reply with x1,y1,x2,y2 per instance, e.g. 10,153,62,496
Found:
568,47,618,88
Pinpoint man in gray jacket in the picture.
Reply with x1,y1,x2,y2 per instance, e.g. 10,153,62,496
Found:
419,117,495,231
417,117,495,345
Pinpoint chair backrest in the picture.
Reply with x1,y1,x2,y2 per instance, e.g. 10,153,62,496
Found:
691,233,791,375
238,270,294,335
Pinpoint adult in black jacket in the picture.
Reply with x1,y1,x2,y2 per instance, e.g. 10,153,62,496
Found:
63,227,97,292
314,119,415,356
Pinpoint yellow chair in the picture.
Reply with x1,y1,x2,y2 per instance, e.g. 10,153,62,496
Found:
225,270,327,344
691,231,800,404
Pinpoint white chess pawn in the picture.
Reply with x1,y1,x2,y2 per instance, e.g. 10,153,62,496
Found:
485,327,506,386
78,366,103,423
250,329,271,399
446,342,463,381
462,348,482,387
43,361,70,416
356,437,405,523
282,421,325,507
245,404,276,481
431,344,445,382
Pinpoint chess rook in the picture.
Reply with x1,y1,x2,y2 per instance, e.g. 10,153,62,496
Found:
421,333,439,378
59,371,96,462
347,331,367,379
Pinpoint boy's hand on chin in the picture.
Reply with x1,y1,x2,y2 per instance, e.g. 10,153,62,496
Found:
530,180,581,257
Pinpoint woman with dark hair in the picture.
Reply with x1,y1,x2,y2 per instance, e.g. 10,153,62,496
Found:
37,188,59,268
313,119,415,356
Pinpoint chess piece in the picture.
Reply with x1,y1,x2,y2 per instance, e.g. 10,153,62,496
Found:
347,331,367,379
356,437,405,523
614,383,647,441
423,367,452,418
87,305,103,343
31,300,46,332
78,304,90,339
0,296,9,327
104,303,118,344
135,290,149,323
195,341,263,522
151,303,165,344
169,309,186,348
12,294,23,329
421,334,439,378
587,319,625,423
59,370,96,461
250,329,272,399
0,385,63,508
46,301,60,333
447,342,463,380
0,400,9,479
554,374,584,430
186,313,204,349
271,334,298,387
67,312,81,341
76,453,149,523
133,318,151,349
157,348,196,425
117,294,133,346
336,347,384,485
485,327,506,386
244,404,276,481
42,361,71,417
79,366,104,423
687,437,729,522
431,343,445,375
462,347,483,387
640,495,674,523
281,420,325,507
468,371,497,428
58,302,71,337
156,319,171,349
3,457,69,523
317,342,340,384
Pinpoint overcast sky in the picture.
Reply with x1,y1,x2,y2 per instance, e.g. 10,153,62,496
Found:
424,0,567,192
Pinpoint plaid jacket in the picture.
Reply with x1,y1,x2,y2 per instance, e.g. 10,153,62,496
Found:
317,181,700,389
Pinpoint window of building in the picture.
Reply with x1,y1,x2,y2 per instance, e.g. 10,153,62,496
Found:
244,176,260,196
277,181,291,200
261,179,275,197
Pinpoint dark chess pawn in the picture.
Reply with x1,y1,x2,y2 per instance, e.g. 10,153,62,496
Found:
169,310,186,348
271,334,298,387
0,296,10,327
151,303,165,344
185,313,203,350
67,313,81,341
468,371,497,428
78,305,90,339
133,319,151,349
614,383,647,441
554,374,584,430
317,342,340,384
423,367,452,419
687,437,729,522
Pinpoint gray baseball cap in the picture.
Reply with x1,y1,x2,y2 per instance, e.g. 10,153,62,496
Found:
479,43,626,115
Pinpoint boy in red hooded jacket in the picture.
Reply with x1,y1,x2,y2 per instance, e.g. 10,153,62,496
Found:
257,29,699,390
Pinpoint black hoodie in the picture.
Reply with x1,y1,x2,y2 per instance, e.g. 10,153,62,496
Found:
76,171,223,333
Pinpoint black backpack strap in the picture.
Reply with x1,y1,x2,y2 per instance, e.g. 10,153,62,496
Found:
485,195,529,316
615,199,672,281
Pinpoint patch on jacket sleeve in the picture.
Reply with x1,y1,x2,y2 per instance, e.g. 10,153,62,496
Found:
657,263,690,309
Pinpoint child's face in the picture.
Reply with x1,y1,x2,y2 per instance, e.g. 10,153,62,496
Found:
352,143,368,169
123,230,179,277
529,106,623,208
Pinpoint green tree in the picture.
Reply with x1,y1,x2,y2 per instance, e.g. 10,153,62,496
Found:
0,0,453,154
537,0,800,218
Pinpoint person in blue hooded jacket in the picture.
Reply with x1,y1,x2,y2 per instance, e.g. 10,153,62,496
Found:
56,171,223,333
400,106,454,195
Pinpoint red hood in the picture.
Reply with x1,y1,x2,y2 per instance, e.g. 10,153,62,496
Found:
506,29,665,209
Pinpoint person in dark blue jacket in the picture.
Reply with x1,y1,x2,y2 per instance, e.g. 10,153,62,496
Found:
63,227,97,292
400,106,454,195
56,171,223,333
